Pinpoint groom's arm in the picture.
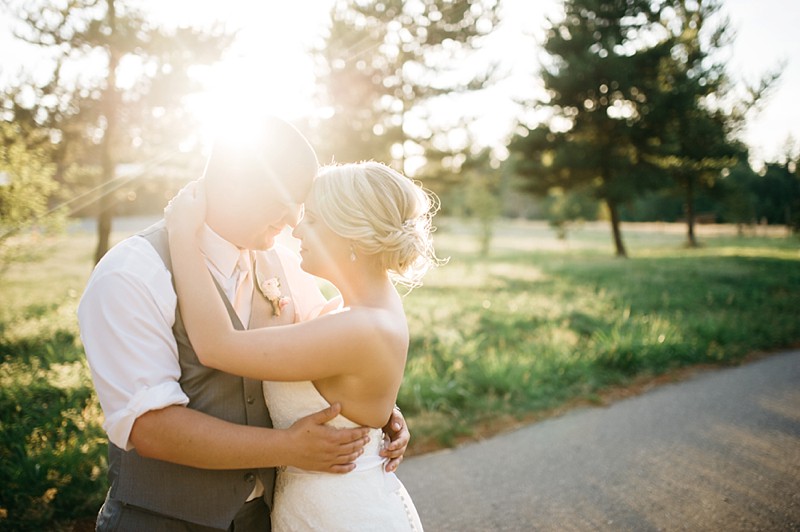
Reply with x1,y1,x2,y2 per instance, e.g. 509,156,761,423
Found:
78,237,189,451
131,402,369,472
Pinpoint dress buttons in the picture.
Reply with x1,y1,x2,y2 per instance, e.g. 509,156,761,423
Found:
246,395,254,405
245,472,256,483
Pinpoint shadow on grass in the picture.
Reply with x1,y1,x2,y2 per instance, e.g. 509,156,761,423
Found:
0,329,83,368
0,359,107,530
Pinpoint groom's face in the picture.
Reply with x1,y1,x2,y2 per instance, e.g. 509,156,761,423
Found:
204,117,318,250
222,169,311,250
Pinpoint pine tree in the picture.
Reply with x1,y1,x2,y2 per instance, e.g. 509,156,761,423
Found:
310,0,499,173
639,0,757,247
510,0,671,257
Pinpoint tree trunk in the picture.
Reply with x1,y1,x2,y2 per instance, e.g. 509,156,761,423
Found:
94,207,113,264
93,0,119,265
684,174,698,248
606,198,627,258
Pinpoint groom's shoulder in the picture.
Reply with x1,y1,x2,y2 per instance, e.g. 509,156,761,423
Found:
81,235,173,313
90,231,169,282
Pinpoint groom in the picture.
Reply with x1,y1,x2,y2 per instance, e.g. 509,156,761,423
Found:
78,116,410,530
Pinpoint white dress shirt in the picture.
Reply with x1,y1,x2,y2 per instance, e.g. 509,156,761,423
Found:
78,224,328,452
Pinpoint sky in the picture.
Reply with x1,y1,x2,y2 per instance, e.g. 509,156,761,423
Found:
1,0,798,166
719,0,800,164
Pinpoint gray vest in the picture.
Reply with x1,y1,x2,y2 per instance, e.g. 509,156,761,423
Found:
106,222,275,529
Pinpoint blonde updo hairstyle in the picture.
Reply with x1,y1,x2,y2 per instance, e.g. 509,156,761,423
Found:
311,161,442,288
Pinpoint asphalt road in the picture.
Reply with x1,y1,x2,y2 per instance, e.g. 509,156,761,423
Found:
397,350,800,531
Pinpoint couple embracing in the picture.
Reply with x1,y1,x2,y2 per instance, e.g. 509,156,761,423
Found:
78,117,439,530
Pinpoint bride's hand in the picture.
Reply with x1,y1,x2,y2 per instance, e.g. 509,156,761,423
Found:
380,407,410,472
165,180,206,236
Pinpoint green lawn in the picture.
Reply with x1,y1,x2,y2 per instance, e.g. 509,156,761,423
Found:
1,218,798,529
401,220,799,448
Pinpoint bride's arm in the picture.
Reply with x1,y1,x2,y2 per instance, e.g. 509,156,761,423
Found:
174,234,379,381
165,183,382,382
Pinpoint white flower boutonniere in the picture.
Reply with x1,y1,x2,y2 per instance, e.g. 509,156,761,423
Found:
259,276,289,317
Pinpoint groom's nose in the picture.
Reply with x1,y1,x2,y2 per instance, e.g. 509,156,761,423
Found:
291,219,307,240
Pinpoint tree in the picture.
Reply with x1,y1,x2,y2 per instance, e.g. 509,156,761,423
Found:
718,160,758,233
309,0,499,174
461,147,506,256
716,155,800,233
2,0,231,263
752,161,800,228
0,122,65,273
510,0,668,257
542,186,600,240
639,0,758,247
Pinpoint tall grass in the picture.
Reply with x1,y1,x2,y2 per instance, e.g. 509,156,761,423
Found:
0,219,798,528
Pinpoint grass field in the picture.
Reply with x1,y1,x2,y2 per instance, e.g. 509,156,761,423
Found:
401,219,799,449
1,217,798,529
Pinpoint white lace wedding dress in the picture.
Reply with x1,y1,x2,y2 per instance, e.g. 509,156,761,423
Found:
263,380,424,531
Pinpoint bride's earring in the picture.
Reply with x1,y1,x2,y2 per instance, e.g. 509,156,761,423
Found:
349,245,357,262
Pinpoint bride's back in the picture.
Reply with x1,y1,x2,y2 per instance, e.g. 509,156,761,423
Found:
312,296,409,429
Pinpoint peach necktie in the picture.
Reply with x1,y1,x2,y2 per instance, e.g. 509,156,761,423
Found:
232,250,253,325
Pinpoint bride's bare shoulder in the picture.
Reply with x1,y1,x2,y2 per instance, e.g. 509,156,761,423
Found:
354,306,407,345
325,305,404,336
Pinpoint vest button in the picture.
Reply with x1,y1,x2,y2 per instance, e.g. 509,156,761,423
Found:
245,472,256,483
246,395,255,405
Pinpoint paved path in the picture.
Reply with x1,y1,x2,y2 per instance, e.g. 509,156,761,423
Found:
397,350,800,531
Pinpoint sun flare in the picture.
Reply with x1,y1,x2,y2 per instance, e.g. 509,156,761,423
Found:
188,52,314,150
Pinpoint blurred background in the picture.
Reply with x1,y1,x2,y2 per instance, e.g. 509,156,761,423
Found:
1,0,798,261
1,1,798,529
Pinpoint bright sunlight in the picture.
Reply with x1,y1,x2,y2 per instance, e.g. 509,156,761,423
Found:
174,0,330,146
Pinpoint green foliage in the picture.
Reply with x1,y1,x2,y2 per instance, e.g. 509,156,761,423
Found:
637,0,754,246
0,231,106,530
510,0,671,256
509,0,771,253
0,359,107,530
751,162,800,227
541,186,599,239
310,0,499,171
0,122,66,274
715,159,800,230
2,0,232,262
0,243,107,529
459,149,506,256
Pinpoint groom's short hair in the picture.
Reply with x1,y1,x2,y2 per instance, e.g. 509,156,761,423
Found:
203,116,318,190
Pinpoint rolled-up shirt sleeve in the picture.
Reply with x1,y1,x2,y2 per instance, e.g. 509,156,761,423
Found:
78,237,188,451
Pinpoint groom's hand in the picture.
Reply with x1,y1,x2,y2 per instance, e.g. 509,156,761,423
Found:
380,407,410,473
286,403,370,474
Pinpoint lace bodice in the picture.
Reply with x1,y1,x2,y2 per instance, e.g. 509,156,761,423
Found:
263,380,385,469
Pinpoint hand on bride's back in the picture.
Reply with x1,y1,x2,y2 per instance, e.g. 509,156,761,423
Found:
164,179,206,235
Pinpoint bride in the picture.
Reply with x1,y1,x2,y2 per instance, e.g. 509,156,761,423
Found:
165,161,440,531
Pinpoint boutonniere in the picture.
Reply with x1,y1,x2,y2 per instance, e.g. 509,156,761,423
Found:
253,252,291,317
258,276,289,317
